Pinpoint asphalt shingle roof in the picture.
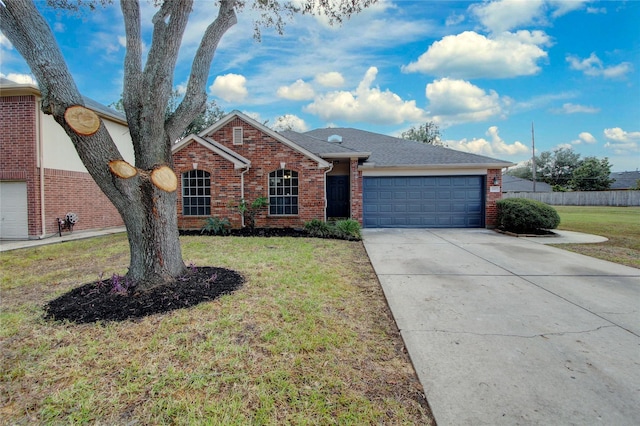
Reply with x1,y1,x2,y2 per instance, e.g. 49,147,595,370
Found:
609,171,640,189
300,128,513,167
501,175,553,192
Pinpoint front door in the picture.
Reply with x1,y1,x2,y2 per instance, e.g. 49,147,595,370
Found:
327,175,349,219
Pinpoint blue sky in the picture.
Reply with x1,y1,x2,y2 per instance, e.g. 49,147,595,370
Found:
2,0,639,171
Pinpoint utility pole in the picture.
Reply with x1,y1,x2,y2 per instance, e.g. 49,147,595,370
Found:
532,122,536,193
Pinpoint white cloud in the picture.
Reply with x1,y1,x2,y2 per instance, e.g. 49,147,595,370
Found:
551,103,600,114
548,0,589,17
209,73,248,103
272,114,309,132
276,79,315,101
402,31,551,79
53,22,66,33
315,71,345,88
426,78,507,125
470,0,588,33
445,13,465,27
567,53,633,79
604,127,640,155
0,73,37,85
571,132,597,145
470,0,546,33
304,67,426,125
446,126,529,157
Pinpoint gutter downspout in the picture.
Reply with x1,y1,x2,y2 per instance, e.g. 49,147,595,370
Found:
323,162,334,222
240,165,250,228
37,98,46,239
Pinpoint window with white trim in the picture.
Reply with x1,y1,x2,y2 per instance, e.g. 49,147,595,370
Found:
182,170,211,216
233,127,243,145
269,169,299,215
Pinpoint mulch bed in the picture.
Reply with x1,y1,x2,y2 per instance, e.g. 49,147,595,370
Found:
44,267,243,324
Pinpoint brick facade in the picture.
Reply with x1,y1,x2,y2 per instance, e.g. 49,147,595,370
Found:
485,168,503,228
174,117,328,230
1,93,123,239
350,158,363,225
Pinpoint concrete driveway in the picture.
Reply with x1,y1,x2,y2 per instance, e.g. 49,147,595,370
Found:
363,228,640,425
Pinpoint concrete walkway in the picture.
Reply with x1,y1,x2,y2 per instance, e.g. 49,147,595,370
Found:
363,228,640,425
0,227,126,252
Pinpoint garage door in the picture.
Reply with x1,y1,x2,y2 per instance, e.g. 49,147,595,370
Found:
363,176,484,228
0,181,29,239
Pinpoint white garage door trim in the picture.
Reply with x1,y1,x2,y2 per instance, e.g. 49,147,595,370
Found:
0,181,29,240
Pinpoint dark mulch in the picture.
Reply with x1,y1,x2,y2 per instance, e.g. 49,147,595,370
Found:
181,227,308,238
44,267,243,324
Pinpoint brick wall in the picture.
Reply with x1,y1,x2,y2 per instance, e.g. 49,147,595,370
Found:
1,94,123,238
0,95,42,236
350,159,363,224
485,169,503,228
43,169,124,235
174,118,327,230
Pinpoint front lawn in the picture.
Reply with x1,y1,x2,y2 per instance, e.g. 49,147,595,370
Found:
0,234,432,424
553,206,640,268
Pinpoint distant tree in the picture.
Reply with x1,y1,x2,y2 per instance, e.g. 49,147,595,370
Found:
401,121,443,146
569,157,614,191
536,147,582,189
505,162,534,180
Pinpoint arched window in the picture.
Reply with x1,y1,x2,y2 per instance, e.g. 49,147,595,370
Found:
182,170,211,216
269,169,298,215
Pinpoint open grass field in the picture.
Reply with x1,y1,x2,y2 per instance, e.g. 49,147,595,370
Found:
0,234,432,424
553,206,640,269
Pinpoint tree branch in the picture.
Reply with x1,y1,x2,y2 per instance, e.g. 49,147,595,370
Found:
120,0,143,147
166,0,238,142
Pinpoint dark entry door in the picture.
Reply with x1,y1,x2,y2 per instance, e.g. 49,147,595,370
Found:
327,175,350,218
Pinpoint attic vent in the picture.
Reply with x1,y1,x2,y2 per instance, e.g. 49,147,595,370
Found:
328,134,342,143
233,127,243,145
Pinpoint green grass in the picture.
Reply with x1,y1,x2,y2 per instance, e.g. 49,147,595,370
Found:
553,206,640,268
0,234,432,424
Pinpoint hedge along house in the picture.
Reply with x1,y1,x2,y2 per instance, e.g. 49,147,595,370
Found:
173,111,513,230
0,78,135,240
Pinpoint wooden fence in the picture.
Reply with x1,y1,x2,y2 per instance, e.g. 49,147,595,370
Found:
502,190,640,206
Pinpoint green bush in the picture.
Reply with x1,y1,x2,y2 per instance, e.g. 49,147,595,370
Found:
496,198,560,233
335,219,362,240
304,219,333,238
201,217,231,235
304,219,362,240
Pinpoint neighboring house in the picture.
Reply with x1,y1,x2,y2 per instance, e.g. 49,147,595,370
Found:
0,78,134,240
502,175,553,193
609,171,640,190
173,111,513,230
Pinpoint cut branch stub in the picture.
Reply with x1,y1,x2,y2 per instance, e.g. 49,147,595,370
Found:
64,105,101,136
151,166,178,192
109,160,138,179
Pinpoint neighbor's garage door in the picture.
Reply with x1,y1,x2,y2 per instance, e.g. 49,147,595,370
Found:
0,181,29,239
363,176,484,228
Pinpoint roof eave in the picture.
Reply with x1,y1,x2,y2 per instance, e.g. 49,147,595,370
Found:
360,162,515,170
172,134,250,170
320,152,371,160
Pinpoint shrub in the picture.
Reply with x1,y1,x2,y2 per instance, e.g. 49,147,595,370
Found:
496,198,560,233
334,219,362,240
201,217,231,235
304,219,333,238
304,219,362,240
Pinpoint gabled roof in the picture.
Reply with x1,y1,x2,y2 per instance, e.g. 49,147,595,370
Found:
502,175,553,192
198,110,331,169
172,134,250,169
0,77,127,125
304,128,514,169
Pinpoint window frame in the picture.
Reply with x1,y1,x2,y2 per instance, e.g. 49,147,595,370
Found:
181,169,211,217
268,169,299,216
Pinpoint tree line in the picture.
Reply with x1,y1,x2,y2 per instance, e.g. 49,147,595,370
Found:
506,147,614,191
